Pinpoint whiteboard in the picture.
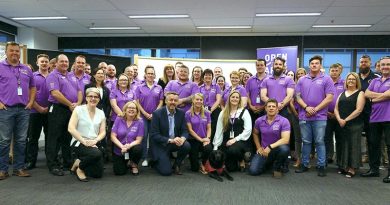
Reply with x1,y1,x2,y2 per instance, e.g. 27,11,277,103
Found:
134,55,257,84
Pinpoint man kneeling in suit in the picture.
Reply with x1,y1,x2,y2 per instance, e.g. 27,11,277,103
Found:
150,91,191,175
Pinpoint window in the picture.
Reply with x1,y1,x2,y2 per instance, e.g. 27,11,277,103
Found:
156,49,200,59
0,31,15,43
63,49,105,55
109,49,152,57
304,49,353,79
356,49,390,70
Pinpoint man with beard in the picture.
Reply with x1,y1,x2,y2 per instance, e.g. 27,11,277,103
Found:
260,57,295,118
104,64,117,91
359,55,381,177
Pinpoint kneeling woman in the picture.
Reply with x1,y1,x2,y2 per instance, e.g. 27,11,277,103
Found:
68,87,107,182
186,93,213,173
111,101,144,175
213,91,252,172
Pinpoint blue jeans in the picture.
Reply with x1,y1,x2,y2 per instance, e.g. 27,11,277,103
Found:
299,120,327,167
249,144,289,176
0,107,30,171
141,118,152,160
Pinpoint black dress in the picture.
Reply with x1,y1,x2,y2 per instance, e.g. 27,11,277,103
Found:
338,91,363,169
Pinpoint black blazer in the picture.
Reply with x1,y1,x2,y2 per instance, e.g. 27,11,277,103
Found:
84,83,111,119
150,106,189,145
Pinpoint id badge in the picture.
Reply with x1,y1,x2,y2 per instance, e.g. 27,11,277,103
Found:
124,152,129,160
17,87,23,96
49,105,53,113
256,97,260,104
230,131,234,139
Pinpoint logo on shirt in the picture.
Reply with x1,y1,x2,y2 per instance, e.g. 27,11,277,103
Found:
50,82,55,88
21,70,28,75
130,127,138,132
154,88,161,94
279,80,285,85
71,77,77,82
384,82,390,87
272,124,280,131
83,79,89,84
316,80,323,85
186,85,191,89
201,118,208,122
127,93,134,99
337,85,344,90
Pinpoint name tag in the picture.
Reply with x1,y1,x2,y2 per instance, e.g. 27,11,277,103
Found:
17,87,23,96
256,97,261,103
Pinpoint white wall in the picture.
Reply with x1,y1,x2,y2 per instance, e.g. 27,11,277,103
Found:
17,27,58,50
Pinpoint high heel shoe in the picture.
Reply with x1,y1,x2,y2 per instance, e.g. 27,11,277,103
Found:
76,167,88,182
70,159,80,175
130,162,139,176
239,160,246,172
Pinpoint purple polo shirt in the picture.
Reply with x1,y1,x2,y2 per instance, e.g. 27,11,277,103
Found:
199,83,222,108
111,117,144,156
104,78,117,91
254,115,290,149
222,85,247,104
164,80,199,112
295,73,335,121
185,110,211,139
69,72,91,92
0,60,35,106
109,88,136,121
261,74,295,103
130,80,139,92
246,75,266,106
328,78,345,112
135,82,163,115
368,77,390,123
46,69,80,104
31,71,49,113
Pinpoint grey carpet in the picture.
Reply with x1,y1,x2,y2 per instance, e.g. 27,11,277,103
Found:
1,153,390,205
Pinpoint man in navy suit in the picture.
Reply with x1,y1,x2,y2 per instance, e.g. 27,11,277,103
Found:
150,91,190,176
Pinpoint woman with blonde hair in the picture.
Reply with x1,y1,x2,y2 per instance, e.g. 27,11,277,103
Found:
111,101,144,176
186,93,213,173
213,91,252,171
158,64,176,90
221,71,247,108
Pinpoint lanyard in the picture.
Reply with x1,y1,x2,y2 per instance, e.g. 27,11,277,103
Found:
230,110,238,126
9,65,21,86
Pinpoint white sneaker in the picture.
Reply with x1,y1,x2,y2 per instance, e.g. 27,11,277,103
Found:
141,160,148,167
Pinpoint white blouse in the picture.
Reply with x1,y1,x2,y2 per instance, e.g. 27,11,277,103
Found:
213,108,252,150
71,105,106,147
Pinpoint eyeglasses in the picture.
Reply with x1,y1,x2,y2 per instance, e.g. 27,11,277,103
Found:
87,95,100,99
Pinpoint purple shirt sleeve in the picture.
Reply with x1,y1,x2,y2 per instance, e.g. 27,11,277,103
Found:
367,79,375,91
137,119,144,136
324,77,336,95
286,77,295,89
46,74,60,92
191,83,200,94
185,111,191,123
281,117,291,132
111,117,120,134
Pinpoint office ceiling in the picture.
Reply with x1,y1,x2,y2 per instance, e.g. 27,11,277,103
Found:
1,0,390,37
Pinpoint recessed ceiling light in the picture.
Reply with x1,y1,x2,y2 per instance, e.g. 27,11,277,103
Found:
129,14,189,19
256,13,321,17
312,24,372,28
89,27,141,30
197,26,252,29
12,16,68,20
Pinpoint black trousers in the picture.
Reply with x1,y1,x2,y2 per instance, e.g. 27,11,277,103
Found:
324,118,342,162
72,143,104,178
112,144,142,175
188,139,213,171
154,142,191,176
25,112,48,165
220,141,247,172
46,104,72,170
369,121,390,171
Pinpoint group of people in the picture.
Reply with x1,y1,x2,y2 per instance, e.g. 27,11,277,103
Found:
0,41,389,184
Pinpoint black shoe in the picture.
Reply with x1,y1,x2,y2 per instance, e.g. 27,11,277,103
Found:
383,175,390,183
50,168,64,176
295,165,309,173
360,169,380,177
173,165,182,175
317,166,326,177
327,158,334,164
25,162,36,170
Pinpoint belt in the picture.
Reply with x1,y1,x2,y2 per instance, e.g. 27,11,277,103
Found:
6,103,25,108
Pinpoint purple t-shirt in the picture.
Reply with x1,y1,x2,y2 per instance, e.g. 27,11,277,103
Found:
135,82,163,115
46,69,80,104
199,83,222,108
111,117,144,156
164,80,199,112
0,60,35,106
246,75,266,106
222,85,247,105
261,74,295,103
69,72,91,93
254,115,290,149
185,110,211,139
104,78,117,91
109,88,136,121
130,80,139,92
31,71,49,113
368,77,390,123
328,78,345,112
295,73,335,121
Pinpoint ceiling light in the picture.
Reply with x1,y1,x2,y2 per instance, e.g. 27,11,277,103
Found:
197,26,252,29
89,27,141,30
312,24,372,28
129,14,189,19
12,16,68,20
256,13,321,17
